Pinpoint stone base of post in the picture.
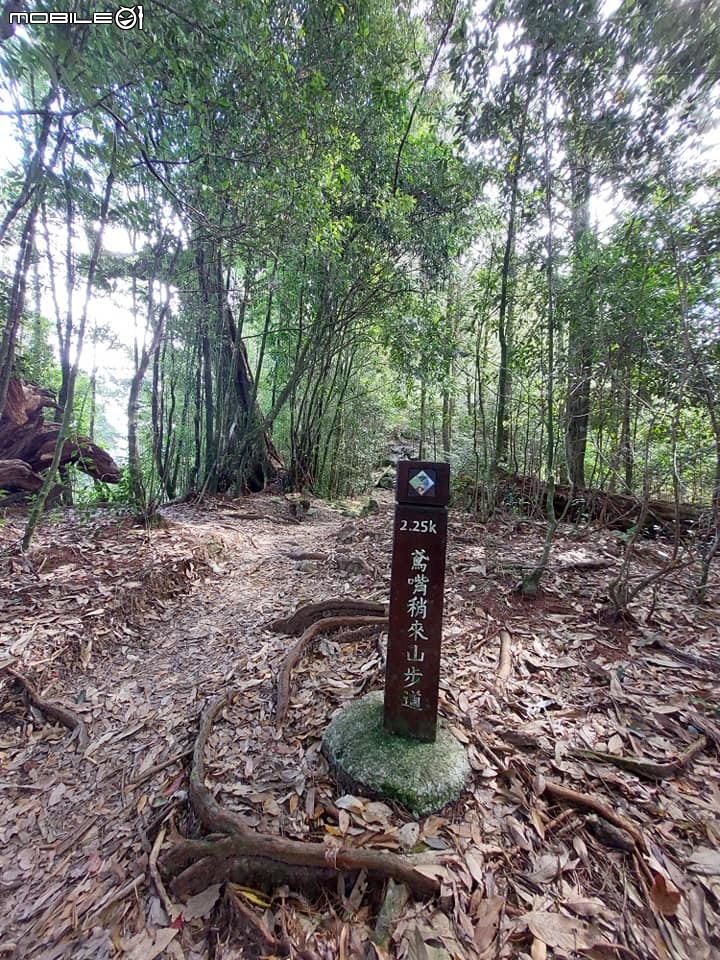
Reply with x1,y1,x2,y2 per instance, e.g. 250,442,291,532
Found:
322,692,469,818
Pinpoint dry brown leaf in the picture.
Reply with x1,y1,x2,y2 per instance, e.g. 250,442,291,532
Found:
397,821,420,851
465,849,484,886
530,808,546,839
524,852,572,884
689,849,720,876
522,910,602,954
650,874,681,916
404,923,452,960
472,895,504,952
531,937,548,960
180,883,221,920
562,898,607,918
121,926,178,960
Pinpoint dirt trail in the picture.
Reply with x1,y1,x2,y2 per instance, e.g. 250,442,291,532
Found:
1,497,373,958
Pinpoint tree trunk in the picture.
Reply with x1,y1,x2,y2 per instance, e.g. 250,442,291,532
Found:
494,100,527,470
523,60,558,595
0,205,40,418
23,162,115,549
193,240,282,494
564,88,594,489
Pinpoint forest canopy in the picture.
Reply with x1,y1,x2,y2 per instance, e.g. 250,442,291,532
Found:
0,0,718,518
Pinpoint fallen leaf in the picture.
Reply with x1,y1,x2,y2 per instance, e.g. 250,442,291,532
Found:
688,848,720,875
48,783,66,806
523,910,601,953
650,874,681,916
336,794,365,813
562,898,607,918
122,927,178,960
524,852,571,884
231,884,271,908
363,801,393,826
472,895,504,952
181,883,221,920
397,821,420,851
405,923,452,960
465,849,484,886
531,937,548,960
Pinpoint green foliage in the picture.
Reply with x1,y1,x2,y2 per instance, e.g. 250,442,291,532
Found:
72,467,132,508
1,0,718,526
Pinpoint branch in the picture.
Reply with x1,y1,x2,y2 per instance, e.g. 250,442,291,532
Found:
540,780,645,851
392,0,459,194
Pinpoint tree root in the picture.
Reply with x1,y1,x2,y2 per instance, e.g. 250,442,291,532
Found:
569,735,707,780
169,851,340,899
651,635,720,673
163,695,439,900
275,615,387,725
540,779,646,851
2,666,88,751
269,597,386,635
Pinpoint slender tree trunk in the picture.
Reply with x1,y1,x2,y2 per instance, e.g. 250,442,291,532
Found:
620,371,633,493
23,162,114,549
564,90,594,489
523,61,557,595
441,388,452,457
494,102,528,470
0,86,57,246
0,205,40,416
128,248,178,506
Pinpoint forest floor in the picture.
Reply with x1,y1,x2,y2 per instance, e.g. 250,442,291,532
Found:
0,492,719,960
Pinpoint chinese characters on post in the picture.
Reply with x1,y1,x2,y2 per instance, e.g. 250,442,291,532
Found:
384,462,449,742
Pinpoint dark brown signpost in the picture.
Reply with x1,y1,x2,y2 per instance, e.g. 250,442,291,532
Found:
384,461,450,743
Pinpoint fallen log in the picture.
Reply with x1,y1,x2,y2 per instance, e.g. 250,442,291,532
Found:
162,695,439,899
498,473,703,533
0,458,43,492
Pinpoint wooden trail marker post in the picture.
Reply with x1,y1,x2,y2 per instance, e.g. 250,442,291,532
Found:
384,461,449,743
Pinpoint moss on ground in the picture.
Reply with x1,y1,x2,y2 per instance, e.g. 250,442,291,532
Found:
322,691,469,818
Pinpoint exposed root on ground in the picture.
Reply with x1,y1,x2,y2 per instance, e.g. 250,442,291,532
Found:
651,634,720,673
540,779,646,852
275,615,388,725
269,597,386,634
569,735,707,780
161,695,440,900
2,665,89,751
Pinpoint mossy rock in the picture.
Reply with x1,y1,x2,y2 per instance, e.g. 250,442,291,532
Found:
322,691,470,818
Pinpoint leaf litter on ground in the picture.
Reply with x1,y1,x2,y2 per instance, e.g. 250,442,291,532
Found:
0,493,718,958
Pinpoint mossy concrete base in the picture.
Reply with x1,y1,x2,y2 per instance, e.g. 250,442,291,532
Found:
322,691,470,818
